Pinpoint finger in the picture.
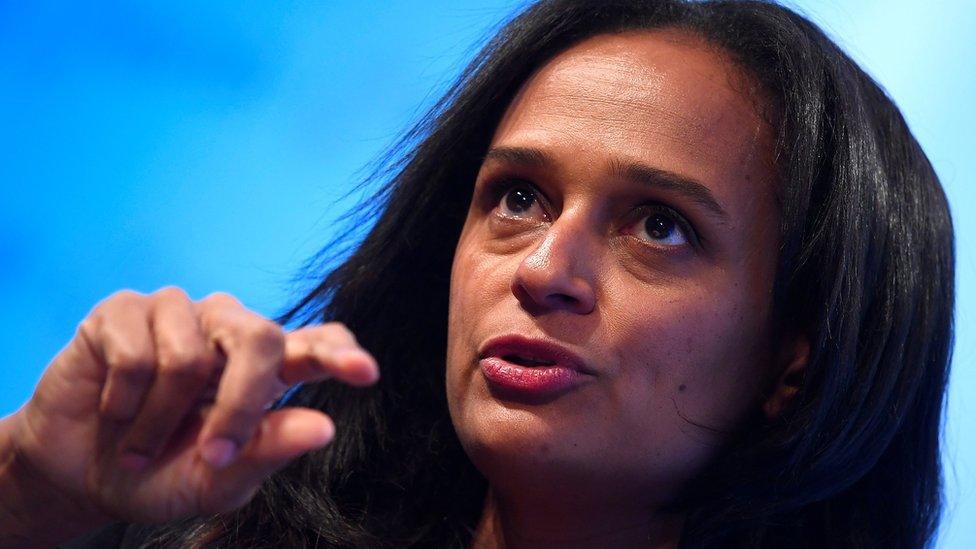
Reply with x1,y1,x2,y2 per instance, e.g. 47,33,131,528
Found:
281,323,380,387
199,408,334,514
120,287,221,463
196,294,287,469
91,291,156,423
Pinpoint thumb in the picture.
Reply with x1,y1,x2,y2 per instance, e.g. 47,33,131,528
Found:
234,407,335,470
201,408,334,511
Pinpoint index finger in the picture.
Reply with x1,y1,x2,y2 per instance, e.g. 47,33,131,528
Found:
281,323,380,387
195,296,288,468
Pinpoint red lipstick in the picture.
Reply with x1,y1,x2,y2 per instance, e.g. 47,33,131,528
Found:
478,335,594,403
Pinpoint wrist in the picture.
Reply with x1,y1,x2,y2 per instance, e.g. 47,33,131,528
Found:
0,413,111,546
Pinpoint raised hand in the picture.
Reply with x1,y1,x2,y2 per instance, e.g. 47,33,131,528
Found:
0,288,378,545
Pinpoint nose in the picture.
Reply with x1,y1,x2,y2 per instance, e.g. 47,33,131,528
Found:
510,222,597,315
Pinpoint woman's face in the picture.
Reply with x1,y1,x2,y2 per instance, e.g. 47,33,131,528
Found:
446,30,782,508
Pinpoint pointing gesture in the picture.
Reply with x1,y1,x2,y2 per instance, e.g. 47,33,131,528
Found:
0,288,378,545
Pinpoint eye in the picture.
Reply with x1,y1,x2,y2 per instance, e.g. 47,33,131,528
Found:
625,206,693,248
493,179,547,220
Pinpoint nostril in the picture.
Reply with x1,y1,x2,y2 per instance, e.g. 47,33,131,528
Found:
551,294,577,305
510,263,595,315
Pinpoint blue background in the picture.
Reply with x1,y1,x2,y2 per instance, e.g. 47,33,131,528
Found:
1,1,972,545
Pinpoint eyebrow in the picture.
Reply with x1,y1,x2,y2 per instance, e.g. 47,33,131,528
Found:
483,145,730,224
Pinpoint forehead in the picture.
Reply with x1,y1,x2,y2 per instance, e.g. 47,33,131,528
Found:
491,29,776,195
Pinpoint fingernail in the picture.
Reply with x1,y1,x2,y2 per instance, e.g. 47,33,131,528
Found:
119,451,151,472
201,438,237,469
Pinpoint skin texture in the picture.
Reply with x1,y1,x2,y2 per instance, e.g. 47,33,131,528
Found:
446,30,802,548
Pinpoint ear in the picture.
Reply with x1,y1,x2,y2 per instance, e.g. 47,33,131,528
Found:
762,333,810,422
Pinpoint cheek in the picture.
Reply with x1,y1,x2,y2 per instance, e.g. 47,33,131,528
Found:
446,230,510,397
448,244,503,346
606,279,772,442
447,220,527,334
446,245,471,380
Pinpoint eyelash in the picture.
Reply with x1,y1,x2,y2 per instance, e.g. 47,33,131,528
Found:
481,177,700,249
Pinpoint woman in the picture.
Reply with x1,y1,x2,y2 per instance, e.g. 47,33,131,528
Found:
0,0,953,547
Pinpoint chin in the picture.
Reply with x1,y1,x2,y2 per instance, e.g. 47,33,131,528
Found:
449,378,598,483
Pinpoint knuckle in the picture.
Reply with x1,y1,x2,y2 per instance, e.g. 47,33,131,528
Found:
154,285,191,303
77,316,101,343
112,288,144,300
89,292,137,321
201,291,240,309
108,289,146,306
243,321,285,355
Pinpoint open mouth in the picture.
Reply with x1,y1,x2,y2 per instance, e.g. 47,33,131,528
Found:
502,354,557,367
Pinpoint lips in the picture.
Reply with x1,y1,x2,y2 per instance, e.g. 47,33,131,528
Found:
477,335,594,375
476,335,595,403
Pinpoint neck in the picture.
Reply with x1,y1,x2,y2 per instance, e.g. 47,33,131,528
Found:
470,487,684,549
